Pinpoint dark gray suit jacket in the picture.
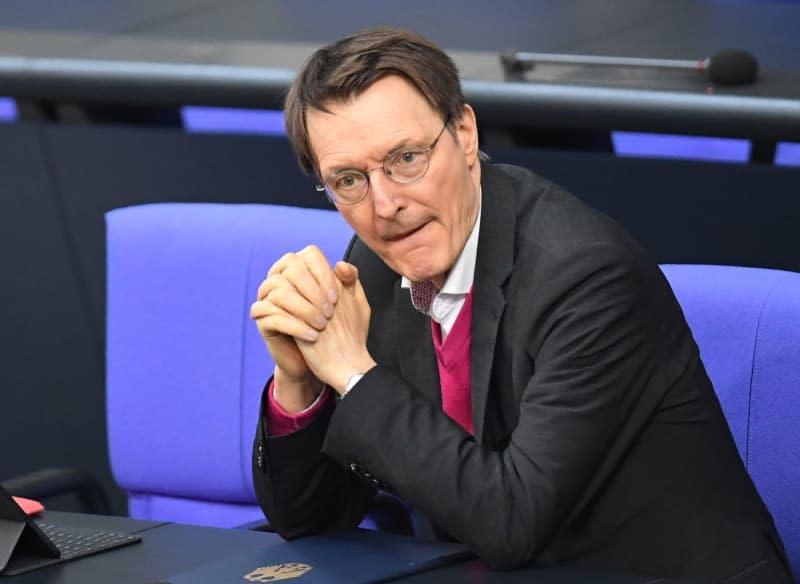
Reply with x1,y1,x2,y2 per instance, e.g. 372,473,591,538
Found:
253,163,792,582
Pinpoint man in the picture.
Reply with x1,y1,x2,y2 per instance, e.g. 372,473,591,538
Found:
250,28,792,582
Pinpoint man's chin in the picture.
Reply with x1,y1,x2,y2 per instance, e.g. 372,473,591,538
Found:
400,265,446,285
380,251,445,283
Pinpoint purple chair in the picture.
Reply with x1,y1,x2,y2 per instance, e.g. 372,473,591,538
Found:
106,203,353,527
661,264,800,578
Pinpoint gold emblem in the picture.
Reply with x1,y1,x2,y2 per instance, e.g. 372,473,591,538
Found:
244,563,312,582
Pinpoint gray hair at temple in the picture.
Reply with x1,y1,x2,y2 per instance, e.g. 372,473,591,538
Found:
283,28,468,178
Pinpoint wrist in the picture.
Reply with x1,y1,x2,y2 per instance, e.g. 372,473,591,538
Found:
273,367,323,413
333,357,376,396
343,372,365,396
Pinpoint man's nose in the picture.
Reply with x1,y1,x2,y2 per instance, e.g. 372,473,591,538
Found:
368,171,403,218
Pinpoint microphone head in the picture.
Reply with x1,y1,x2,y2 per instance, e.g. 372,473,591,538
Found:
707,49,759,85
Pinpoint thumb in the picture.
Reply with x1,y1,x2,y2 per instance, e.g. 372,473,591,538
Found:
335,261,359,287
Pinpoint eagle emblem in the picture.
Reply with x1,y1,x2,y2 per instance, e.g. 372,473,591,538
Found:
244,562,312,581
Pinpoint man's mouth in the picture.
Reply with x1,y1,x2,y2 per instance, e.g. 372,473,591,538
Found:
384,222,428,242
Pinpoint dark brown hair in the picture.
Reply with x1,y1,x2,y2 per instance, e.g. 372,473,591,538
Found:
284,28,465,176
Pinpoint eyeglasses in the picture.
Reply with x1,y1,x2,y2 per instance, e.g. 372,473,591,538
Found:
316,118,450,206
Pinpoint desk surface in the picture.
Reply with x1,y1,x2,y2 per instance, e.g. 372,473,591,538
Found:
1,0,800,140
5,512,677,583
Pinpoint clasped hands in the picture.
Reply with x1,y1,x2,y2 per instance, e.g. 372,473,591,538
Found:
250,245,376,412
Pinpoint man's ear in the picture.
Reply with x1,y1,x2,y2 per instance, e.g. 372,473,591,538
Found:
455,104,480,166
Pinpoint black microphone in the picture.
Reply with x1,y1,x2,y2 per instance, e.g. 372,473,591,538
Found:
500,48,759,86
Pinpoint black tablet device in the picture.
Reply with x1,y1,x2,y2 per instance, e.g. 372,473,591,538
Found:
0,485,141,576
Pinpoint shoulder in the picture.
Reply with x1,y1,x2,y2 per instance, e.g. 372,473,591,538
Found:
481,162,676,328
484,162,648,267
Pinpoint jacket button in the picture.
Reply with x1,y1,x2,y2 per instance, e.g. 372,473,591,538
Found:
256,442,265,471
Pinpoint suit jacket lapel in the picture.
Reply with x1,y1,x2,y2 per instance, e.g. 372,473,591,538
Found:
393,282,441,406
471,164,515,442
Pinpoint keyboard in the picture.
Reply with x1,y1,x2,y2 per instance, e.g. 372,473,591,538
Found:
36,521,142,560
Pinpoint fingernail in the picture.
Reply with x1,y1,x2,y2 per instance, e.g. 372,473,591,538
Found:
315,314,327,328
322,303,333,318
305,328,318,341
328,288,338,303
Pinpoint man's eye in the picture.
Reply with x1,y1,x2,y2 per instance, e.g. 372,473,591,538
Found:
398,151,419,165
335,173,363,190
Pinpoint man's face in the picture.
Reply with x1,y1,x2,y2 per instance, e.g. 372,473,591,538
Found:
306,75,481,288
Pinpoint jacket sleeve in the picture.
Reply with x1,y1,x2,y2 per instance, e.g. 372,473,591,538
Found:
319,242,674,568
252,377,377,539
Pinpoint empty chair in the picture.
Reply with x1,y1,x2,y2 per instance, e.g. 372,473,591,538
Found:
661,264,800,578
106,203,353,527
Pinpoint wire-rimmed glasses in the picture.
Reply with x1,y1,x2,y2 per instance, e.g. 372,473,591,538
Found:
316,117,450,206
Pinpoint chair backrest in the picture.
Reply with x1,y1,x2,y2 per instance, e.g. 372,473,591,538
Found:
661,264,800,577
106,203,353,527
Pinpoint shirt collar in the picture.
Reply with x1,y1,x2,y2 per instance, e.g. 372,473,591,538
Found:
401,187,482,296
